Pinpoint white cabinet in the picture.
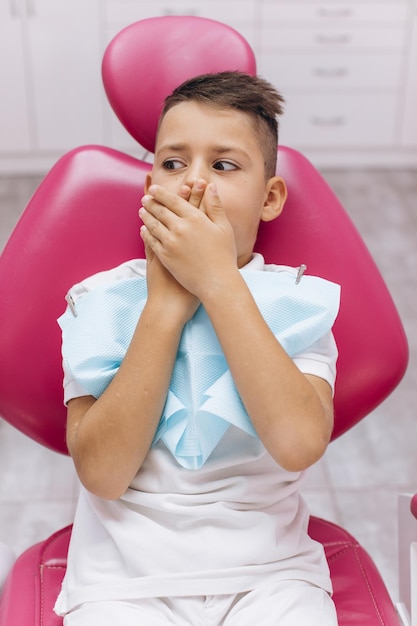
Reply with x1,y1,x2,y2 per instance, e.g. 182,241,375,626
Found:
1,0,416,171
401,1,417,147
0,2,32,152
26,0,104,152
0,0,104,171
258,0,417,166
101,0,417,167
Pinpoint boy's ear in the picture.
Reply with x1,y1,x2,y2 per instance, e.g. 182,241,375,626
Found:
144,173,152,194
261,176,287,223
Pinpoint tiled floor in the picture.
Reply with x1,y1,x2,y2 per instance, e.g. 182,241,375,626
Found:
0,168,416,606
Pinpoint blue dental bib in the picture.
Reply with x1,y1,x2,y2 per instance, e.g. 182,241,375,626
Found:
58,269,340,469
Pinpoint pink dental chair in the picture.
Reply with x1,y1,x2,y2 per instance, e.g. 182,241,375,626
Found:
0,15,409,626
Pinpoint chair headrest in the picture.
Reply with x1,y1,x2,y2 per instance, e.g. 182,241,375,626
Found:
102,16,256,152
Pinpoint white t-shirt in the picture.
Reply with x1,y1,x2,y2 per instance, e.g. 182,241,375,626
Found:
55,253,338,616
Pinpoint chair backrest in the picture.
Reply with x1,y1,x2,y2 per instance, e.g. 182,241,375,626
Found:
0,17,408,454
257,147,408,437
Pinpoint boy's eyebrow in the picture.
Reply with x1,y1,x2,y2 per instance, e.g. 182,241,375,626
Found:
156,143,250,158
213,145,249,157
156,143,188,153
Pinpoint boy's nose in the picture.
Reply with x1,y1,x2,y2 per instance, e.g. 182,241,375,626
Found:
184,161,209,188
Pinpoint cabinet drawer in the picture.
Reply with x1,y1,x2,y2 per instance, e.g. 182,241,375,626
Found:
261,25,405,50
106,0,256,21
262,2,409,24
279,92,398,148
260,52,403,90
105,0,257,47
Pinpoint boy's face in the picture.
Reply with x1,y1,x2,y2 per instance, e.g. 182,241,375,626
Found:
147,101,286,267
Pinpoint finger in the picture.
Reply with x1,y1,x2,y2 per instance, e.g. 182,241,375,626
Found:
145,185,189,217
178,185,192,201
141,233,154,262
139,206,167,242
140,222,163,257
140,194,178,232
187,179,207,210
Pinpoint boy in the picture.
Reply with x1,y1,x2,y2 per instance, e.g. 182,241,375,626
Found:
55,72,340,624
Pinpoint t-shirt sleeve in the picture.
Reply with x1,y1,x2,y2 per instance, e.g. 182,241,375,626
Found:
59,258,147,406
292,331,338,395
63,362,91,405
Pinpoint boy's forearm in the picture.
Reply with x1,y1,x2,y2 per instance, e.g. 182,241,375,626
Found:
200,271,333,471
67,303,185,500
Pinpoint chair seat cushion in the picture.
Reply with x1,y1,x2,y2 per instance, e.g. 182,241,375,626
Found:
309,517,401,625
0,526,70,626
0,519,400,625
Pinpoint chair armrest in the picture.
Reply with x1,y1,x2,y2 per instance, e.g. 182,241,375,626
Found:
411,497,417,626
397,494,417,625
411,495,417,520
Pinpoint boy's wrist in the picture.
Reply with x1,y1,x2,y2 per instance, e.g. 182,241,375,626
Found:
143,293,199,328
197,268,246,309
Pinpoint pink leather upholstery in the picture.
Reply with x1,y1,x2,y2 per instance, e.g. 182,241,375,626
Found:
0,15,408,626
0,147,150,453
0,144,407,452
0,528,70,626
102,16,256,153
411,494,417,520
309,518,402,625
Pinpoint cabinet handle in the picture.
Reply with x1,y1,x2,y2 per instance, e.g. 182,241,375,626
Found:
26,0,36,16
163,7,198,15
310,116,346,127
10,0,35,17
317,8,354,19
315,34,351,46
10,0,19,17
313,67,349,79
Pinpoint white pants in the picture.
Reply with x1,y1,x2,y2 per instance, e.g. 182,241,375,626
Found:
63,580,338,625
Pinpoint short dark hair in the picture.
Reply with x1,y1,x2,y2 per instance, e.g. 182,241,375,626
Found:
161,71,285,179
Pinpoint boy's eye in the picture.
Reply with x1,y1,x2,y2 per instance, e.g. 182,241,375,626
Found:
213,160,238,171
162,159,184,170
